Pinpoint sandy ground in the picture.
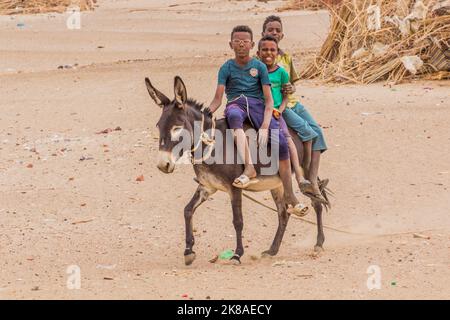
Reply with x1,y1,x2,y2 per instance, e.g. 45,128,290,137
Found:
0,0,449,300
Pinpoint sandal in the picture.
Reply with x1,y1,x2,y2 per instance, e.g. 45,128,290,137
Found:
232,174,259,189
287,203,309,217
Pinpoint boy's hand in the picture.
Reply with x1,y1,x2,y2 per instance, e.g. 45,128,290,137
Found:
258,127,269,146
203,107,213,117
272,109,281,119
282,83,296,95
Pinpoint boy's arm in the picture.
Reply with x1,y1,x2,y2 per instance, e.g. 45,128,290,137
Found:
282,55,300,94
259,84,274,146
289,55,301,84
280,67,291,111
208,85,225,114
282,83,296,95
261,84,274,128
279,94,288,113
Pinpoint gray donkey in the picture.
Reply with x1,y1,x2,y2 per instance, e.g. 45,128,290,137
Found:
145,76,329,265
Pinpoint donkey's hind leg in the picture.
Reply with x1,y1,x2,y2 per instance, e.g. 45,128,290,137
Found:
262,186,290,257
312,201,325,252
184,185,215,265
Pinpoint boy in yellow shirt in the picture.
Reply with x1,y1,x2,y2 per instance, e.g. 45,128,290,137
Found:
262,15,328,204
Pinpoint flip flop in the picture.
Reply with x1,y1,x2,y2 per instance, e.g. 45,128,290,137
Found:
232,174,259,189
287,203,309,217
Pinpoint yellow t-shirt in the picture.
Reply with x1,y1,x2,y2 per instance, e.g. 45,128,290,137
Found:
276,53,300,108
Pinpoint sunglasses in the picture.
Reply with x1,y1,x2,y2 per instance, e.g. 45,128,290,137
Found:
231,39,252,45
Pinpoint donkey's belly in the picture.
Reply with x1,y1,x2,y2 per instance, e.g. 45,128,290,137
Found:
245,175,283,192
196,168,231,193
195,165,282,193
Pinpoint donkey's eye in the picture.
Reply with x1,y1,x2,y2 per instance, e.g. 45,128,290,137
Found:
170,126,184,140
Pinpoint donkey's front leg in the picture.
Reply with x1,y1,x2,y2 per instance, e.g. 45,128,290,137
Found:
184,185,214,265
230,188,244,265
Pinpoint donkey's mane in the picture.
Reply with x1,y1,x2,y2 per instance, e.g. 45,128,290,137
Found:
186,98,204,113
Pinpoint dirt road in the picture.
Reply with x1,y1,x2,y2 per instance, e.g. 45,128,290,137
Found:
0,0,449,299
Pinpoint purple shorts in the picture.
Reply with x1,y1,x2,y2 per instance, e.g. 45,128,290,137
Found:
224,96,289,160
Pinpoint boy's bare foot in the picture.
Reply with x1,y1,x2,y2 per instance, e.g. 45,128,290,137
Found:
300,181,329,205
299,180,312,193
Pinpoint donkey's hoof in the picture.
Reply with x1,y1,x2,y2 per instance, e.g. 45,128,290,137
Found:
261,250,276,258
314,245,324,253
184,252,196,266
230,254,241,265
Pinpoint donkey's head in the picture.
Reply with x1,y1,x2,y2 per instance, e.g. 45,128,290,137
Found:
145,76,194,173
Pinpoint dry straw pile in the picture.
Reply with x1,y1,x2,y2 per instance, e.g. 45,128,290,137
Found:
278,0,342,11
0,0,96,15
278,0,328,11
301,0,450,83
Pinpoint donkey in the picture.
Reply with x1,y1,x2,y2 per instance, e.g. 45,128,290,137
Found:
145,76,327,265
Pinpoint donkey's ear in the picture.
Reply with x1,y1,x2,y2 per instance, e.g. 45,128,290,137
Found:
174,76,187,107
145,77,170,107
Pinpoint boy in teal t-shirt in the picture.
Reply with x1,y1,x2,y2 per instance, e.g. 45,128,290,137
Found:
207,25,305,216
257,35,310,194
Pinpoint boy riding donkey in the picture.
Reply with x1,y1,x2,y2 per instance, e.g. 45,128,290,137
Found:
205,25,306,215
262,16,329,204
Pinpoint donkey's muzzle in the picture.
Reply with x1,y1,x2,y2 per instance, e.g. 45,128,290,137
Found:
157,151,175,173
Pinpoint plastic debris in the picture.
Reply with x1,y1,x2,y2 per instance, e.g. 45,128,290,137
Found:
372,42,389,57
367,5,381,31
96,264,116,270
209,255,218,263
413,233,431,239
386,1,428,35
400,55,423,74
71,218,94,225
96,127,121,134
219,249,234,260
351,47,369,59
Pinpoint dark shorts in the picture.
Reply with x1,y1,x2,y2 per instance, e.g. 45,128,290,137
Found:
224,96,289,160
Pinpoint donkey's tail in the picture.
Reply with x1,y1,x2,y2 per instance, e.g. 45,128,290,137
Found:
318,177,333,212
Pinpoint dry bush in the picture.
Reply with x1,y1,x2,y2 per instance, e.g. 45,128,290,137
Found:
301,0,449,83
0,0,97,15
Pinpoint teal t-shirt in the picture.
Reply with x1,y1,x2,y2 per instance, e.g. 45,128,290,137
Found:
268,65,290,109
218,58,271,101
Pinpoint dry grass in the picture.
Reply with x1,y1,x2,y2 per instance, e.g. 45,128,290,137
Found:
301,0,450,83
277,0,342,12
0,0,96,15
